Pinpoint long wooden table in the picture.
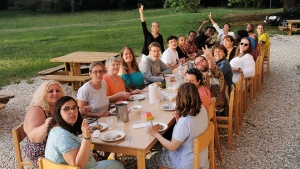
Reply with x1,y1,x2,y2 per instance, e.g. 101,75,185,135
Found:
50,51,119,90
0,92,15,104
92,92,176,168
281,20,300,35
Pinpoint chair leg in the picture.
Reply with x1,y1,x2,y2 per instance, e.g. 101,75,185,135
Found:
243,88,247,113
234,101,239,135
228,117,233,150
239,93,243,125
267,60,270,76
214,156,217,169
212,116,222,161
250,82,253,105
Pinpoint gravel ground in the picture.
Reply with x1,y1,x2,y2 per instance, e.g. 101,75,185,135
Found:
0,34,299,169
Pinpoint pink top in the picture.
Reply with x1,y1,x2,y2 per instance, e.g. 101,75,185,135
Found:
103,75,127,102
198,85,211,110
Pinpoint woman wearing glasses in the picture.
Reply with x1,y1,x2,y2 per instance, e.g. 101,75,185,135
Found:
185,68,211,110
118,47,146,91
77,61,111,118
45,96,124,169
230,37,255,84
24,80,65,168
104,57,141,103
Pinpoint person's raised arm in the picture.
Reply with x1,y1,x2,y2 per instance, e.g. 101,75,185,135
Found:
139,5,145,22
208,12,216,25
198,21,209,35
202,45,216,73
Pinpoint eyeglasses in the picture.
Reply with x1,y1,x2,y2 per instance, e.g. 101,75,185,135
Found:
61,106,79,114
195,59,205,65
109,64,119,67
150,50,160,53
92,70,104,75
240,42,249,47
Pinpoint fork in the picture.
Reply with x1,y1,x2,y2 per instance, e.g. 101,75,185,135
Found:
168,99,172,109
113,136,129,146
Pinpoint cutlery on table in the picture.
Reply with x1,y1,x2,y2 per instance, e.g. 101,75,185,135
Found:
150,121,153,126
168,99,172,109
113,136,129,147
127,136,132,147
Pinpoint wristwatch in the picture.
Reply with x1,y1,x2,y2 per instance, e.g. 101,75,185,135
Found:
238,68,241,72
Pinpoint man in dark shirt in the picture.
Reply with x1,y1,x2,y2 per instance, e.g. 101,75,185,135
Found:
195,26,216,50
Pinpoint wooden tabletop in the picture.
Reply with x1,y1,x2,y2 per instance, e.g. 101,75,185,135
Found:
50,51,120,63
92,98,175,151
0,104,5,110
286,20,300,23
0,93,15,100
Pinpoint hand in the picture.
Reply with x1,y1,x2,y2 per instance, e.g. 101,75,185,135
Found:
159,73,163,77
44,117,53,130
202,45,213,60
100,111,110,117
203,20,209,25
182,69,187,75
131,89,142,94
139,5,144,14
172,112,180,122
178,58,185,64
208,12,212,18
205,37,212,44
165,76,176,82
82,106,93,115
81,119,91,138
121,91,131,99
147,125,159,137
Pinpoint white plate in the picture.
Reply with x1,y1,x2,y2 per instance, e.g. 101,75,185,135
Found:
164,74,175,78
100,131,125,142
128,94,145,101
160,103,176,111
145,122,168,132
109,108,117,115
89,122,107,131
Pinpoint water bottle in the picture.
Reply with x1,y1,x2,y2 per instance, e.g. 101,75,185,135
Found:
178,63,184,84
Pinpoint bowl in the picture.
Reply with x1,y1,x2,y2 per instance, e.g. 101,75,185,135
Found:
130,105,142,114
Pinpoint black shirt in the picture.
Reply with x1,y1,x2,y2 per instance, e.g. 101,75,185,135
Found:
141,21,164,55
176,46,188,59
195,32,214,50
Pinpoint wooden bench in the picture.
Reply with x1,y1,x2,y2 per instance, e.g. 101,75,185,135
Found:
0,104,5,110
41,75,91,91
0,93,15,104
278,26,289,31
38,65,66,76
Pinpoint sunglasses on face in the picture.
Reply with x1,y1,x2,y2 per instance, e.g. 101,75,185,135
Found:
240,42,249,47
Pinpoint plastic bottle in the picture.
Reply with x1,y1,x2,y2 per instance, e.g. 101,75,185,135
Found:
178,63,184,84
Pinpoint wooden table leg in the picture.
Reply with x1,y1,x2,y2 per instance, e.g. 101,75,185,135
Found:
137,150,146,169
288,22,292,35
70,62,81,90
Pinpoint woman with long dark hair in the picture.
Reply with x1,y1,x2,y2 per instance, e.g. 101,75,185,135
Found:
45,96,124,169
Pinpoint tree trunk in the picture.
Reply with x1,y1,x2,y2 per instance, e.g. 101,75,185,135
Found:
257,0,262,8
71,0,75,13
283,0,295,11
253,0,256,7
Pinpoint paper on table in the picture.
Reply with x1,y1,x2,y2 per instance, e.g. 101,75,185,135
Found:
161,91,177,101
92,130,101,138
132,122,150,129
167,84,179,90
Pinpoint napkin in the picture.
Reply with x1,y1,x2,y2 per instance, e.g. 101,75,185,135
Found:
167,83,179,90
161,91,177,101
132,122,150,129
92,130,101,138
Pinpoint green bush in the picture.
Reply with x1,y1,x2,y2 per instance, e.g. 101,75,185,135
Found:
164,0,201,13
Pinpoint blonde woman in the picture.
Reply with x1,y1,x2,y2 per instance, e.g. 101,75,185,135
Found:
24,80,65,168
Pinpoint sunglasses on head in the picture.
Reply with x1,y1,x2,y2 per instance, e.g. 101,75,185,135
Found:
240,42,249,47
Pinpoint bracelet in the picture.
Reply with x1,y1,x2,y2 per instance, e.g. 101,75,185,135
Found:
83,136,91,140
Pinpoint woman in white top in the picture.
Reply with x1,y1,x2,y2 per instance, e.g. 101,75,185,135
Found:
77,61,111,117
208,12,235,44
230,37,255,84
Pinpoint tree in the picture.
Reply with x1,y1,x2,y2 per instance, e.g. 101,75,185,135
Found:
164,0,201,13
283,0,295,11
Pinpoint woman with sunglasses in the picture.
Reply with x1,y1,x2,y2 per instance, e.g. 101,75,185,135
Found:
77,61,111,118
45,96,124,169
230,37,255,84
185,68,211,110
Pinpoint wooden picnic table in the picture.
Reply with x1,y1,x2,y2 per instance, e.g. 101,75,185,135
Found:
0,92,15,104
0,104,5,110
92,81,178,168
49,51,119,90
279,20,300,35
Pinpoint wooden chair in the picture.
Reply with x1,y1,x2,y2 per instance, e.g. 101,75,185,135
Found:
194,123,215,169
238,73,244,126
207,98,222,161
263,44,271,76
233,75,243,135
216,85,235,149
12,123,33,169
258,52,264,93
243,76,254,113
38,157,80,169
256,50,263,94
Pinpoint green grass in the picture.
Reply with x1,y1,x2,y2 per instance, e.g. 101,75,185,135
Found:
0,7,283,88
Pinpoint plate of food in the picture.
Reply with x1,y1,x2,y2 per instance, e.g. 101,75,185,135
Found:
164,74,175,78
128,94,145,101
100,131,125,142
90,122,107,132
109,108,117,115
160,103,176,111
145,122,168,132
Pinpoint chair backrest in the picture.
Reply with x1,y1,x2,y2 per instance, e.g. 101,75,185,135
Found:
12,123,33,168
266,43,271,59
194,123,214,169
207,98,215,121
38,158,80,169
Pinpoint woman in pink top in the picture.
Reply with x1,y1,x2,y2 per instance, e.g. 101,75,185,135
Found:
103,57,141,103
185,68,211,110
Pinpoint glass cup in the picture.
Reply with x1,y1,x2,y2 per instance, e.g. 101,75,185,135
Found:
134,100,139,106
174,73,179,82
107,117,113,129
155,99,160,108
166,79,170,88
141,112,147,122
117,121,124,131
144,92,149,100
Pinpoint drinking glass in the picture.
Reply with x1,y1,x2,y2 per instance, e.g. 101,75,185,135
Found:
117,122,124,131
166,79,170,88
155,99,160,108
141,112,147,122
107,117,113,129
134,100,139,106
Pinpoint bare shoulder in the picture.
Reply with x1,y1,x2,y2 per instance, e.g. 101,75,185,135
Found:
118,67,127,75
24,106,47,132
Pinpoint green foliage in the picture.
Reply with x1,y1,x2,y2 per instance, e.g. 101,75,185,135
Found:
228,0,253,7
164,0,201,13
13,80,20,84
26,79,34,84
